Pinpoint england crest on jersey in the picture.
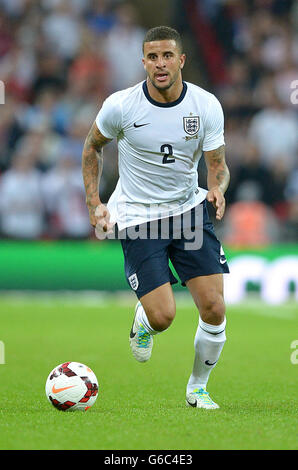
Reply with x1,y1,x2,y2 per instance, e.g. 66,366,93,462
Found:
128,273,139,291
183,116,200,135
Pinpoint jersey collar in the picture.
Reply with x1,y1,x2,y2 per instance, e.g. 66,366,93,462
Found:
142,80,187,107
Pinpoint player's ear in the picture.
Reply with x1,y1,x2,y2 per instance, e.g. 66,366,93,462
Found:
180,54,186,69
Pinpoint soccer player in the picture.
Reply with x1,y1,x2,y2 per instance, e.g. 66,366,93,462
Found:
82,26,230,409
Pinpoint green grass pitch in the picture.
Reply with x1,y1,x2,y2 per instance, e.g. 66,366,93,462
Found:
0,293,297,450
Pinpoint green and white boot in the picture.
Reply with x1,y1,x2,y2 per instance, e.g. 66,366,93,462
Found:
186,388,220,409
129,302,153,362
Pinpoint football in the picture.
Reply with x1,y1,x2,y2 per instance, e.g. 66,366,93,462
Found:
45,362,99,411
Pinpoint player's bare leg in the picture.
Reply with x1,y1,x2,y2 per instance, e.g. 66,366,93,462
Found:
129,283,176,362
140,282,176,332
185,274,226,409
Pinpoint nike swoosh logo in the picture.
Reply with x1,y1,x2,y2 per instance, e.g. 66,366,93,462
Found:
52,384,77,394
130,302,140,338
205,360,217,366
133,122,150,128
130,328,136,339
186,398,197,408
219,257,227,264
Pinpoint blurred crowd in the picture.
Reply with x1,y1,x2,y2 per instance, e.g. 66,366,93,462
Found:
0,0,297,245
193,0,298,245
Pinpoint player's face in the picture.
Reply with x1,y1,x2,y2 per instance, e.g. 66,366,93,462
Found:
142,40,186,91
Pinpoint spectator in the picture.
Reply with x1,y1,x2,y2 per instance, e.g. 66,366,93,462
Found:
0,43,36,101
42,0,83,60
248,84,297,171
0,150,44,239
218,55,257,118
68,28,112,100
227,142,272,205
223,116,251,173
104,2,145,91
86,0,116,35
31,53,66,100
259,21,298,72
60,104,99,164
13,123,64,170
42,154,91,239
17,87,62,133
222,187,281,247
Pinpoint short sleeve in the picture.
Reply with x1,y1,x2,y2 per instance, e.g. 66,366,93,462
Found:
202,95,225,152
95,93,123,140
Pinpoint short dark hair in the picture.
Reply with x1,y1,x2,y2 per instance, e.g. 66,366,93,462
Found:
142,26,183,53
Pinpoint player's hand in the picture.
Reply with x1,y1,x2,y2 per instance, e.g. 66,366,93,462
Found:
88,202,114,238
206,187,226,220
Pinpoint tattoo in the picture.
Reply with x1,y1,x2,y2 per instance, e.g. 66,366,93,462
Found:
207,145,225,164
204,145,230,194
82,122,111,208
85,122,107,152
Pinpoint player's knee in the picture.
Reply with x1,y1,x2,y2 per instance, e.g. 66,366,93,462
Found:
146,305,176,332
200,295,225,325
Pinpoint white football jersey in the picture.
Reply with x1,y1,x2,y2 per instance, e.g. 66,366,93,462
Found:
95,80,225,230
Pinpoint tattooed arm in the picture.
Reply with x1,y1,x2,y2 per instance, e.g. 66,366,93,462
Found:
82,122,112,230
204,144,230,220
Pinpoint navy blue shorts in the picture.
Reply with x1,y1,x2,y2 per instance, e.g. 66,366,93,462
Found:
120,201,229,299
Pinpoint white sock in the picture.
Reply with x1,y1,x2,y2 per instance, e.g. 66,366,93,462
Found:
187,317,226,393
136,303,159,336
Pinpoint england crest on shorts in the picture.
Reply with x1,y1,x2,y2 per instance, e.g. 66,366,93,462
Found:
183,116,200,135
128,273,139,291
